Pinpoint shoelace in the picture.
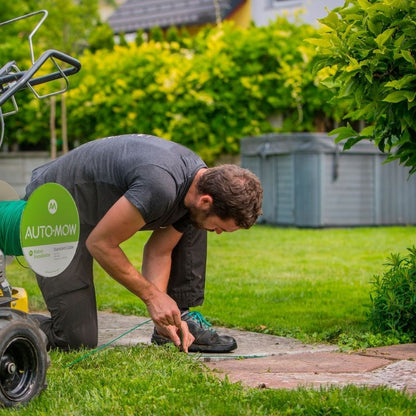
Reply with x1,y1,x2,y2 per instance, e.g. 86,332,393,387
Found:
187,311,214,332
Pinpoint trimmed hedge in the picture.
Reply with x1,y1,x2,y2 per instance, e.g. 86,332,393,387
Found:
5,18,341,163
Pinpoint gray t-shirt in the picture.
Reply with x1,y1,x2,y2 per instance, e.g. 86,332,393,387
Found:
25,134,207,232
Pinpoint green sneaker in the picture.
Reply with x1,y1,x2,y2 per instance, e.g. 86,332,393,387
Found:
151,311,237,353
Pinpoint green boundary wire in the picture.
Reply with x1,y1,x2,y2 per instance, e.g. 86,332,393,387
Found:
66,319,268,368
66,318,152,368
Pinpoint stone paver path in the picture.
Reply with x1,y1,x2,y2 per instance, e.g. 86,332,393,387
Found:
97,312,416,395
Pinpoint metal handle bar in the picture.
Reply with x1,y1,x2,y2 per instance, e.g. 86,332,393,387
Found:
0,49,81,106
0,10,49,65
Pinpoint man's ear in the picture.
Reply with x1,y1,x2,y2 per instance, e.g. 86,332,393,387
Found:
197,195,213,209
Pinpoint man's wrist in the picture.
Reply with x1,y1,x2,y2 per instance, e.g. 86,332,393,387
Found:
139,281,160,305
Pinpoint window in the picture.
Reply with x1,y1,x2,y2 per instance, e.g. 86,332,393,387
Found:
269,0,303,9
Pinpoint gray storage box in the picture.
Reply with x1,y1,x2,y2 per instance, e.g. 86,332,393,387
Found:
241,133,416,227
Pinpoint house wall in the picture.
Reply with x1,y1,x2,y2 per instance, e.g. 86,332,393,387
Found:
251,0,344,26
226,0,252,28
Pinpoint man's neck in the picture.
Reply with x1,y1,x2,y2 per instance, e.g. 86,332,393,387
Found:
184,168,206,208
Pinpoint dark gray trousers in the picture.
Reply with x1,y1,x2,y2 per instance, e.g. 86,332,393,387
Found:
36,223,207,350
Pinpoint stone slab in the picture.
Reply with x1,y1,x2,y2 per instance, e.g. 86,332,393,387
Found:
205,351,411,391
96,312,416,395
358,344,416,361
96,312,338,359
206,351,391,374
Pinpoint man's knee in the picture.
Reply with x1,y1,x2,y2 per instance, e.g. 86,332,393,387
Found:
39,317,98,351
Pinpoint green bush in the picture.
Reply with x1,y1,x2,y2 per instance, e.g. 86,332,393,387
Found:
4,17,342,162
311,0,416,173
368,247,416,340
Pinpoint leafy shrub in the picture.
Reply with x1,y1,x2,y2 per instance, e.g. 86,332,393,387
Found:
367,247,416,340
311,0,416,173
4,17,342,162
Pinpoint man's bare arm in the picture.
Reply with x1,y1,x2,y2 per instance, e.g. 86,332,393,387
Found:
140,226,195,350
85,196,181,328
142,225,182,292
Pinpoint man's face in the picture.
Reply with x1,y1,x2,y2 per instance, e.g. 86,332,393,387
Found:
188,206,239,234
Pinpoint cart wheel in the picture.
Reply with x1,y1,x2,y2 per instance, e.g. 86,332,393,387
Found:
0,308,49,408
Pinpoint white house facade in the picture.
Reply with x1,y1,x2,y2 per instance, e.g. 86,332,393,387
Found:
251,0,345,26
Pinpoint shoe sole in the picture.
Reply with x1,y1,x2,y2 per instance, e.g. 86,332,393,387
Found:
188,341,237,353
152,334,237,353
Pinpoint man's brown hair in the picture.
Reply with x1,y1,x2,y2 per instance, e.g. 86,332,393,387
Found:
197,165,263,228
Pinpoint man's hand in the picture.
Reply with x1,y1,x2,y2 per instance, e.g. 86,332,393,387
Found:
145,290,194,352
145,290,182,328
155,321,195,353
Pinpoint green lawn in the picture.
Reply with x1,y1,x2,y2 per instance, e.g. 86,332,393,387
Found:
202,226,416,344
1,345,411,416
95,225,415,343
3,225,416,414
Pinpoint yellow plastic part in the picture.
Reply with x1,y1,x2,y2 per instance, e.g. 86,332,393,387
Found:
11,287,29,313
0,287,29,312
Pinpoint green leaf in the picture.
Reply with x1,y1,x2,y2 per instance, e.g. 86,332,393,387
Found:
367,19,383,36
394,33,405,49
400,50,416,65
345,57,364,72
383,90,416,103
328,124,358,142
306,38,333,48
357,0,372,11
359,125,375,136
375,28,396,47
343,136,363,150
319,10,341,30
385,75,416,90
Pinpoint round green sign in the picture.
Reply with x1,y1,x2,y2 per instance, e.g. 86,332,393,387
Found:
20,183,79,277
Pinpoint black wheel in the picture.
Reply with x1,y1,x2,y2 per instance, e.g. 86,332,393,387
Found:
0,308,49,408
